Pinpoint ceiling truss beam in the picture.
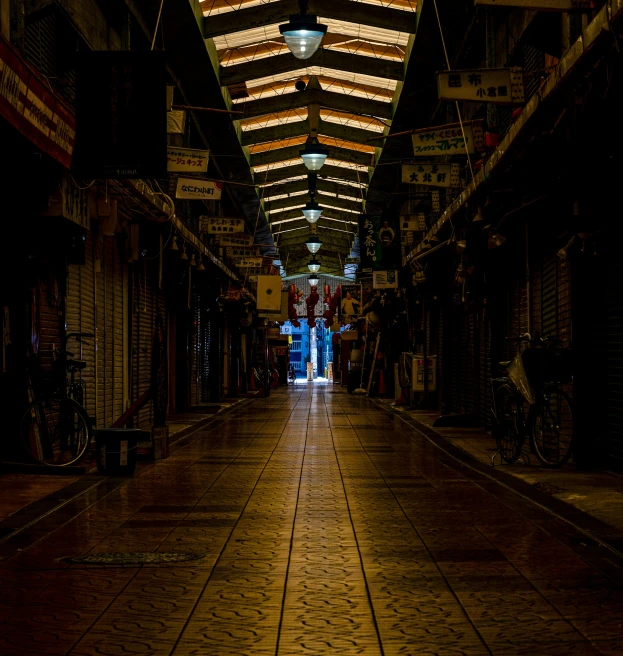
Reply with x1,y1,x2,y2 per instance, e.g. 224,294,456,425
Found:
242,119,382,148
263,178,366,200
256,163,368,185
266,191,362,214
269,207,358,224
204,0,418,39
251,143,373,168
220,49,404,87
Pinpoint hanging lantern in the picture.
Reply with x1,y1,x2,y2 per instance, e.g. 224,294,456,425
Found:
307,257,320,273
305,235,322,254
308,274,319,287
279,0,327,60
302,200,323,223
196,256,206,271
300,138,329,171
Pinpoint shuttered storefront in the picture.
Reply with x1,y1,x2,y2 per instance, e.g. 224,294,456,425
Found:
66,232,127,427
477,310,492,427
132,260,167,428
65,232,96,418
95,236,126,428
606,258,623,468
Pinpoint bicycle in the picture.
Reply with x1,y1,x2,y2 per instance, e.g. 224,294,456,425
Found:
21,332,94,467
491,333,574,468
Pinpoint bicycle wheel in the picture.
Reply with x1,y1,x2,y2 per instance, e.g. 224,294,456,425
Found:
531,385,574,467
492,384,525,464
22,397,90,466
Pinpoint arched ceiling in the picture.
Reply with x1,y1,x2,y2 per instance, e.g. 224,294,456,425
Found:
201,0,419,275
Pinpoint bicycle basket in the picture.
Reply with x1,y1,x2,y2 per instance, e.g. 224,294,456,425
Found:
522,348,573,389
507,353,536,405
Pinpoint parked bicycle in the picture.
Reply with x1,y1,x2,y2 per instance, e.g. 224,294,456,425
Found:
491,333,574,468
21,332,94,467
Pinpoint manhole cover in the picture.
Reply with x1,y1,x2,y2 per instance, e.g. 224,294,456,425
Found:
60,552,204,565
533,481,565,496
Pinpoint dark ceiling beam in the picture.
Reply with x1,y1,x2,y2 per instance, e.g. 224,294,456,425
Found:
318,120,383,148
265,192,362,214
204,0,418,39
241,120,310,146
274,218,358,233
269,207,357,223
221,49,404,87
277,235,353,253
238,89,393,121
263,179,365,204
251,143,373,168
256,163,368,185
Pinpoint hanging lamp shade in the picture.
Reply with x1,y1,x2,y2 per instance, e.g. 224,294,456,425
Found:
307,257,320,273
279,12,327,60
305,235,322,254
302,200,323,223
308,273,319,287
300,139,329,171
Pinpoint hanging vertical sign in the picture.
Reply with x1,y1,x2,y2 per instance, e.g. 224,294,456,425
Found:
437,68,525,104
411,122,484,157
402,163,460,187
358,214,401,272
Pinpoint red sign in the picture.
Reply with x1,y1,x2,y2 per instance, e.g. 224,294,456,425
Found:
0,38,75,168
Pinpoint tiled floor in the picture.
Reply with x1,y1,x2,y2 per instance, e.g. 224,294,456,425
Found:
1,384,623,655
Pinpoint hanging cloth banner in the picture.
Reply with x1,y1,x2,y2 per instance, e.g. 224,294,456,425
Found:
166,147,209,173
411,122,484,157
402,163,461,187
358,214,402,272
176,177,222,200
437,68,525,105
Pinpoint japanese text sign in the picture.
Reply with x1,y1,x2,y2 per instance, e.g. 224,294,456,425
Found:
214,234,254,246
226,246,261,257
437,68,524,105
41,172,90,230
234,256,263,268
411,122,484,157
199,216,244,234
402,163,460,187
167,147,209,173
176,177,222,200
0,38,75,169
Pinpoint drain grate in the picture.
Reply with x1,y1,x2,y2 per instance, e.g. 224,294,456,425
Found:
60,552,204,566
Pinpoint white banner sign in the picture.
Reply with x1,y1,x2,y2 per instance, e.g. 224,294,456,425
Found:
437,68,524,104
226,246,261,257
199,216,244,234
167,147,209,173
373,270,399,289
402,163,460,187
412,123,484,157
175,177,222,200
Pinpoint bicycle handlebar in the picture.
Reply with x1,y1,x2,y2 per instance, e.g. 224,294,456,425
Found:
65,332,95,344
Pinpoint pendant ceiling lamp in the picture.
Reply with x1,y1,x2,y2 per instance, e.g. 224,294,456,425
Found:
308,273,319,287
302,200,323,223
300,138,329,171
279,0,327,60
305,235,322,254
307,257,320,273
